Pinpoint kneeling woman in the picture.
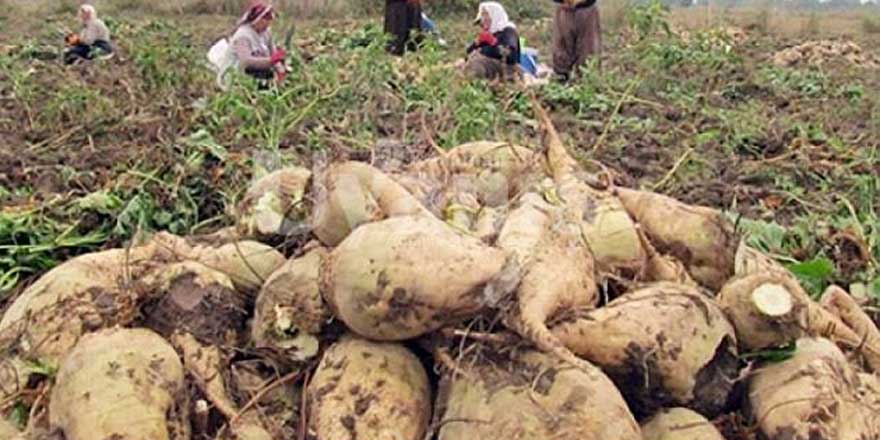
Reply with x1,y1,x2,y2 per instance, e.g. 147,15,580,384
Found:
64,5,113,65
464,2,520,81
230,3,286,83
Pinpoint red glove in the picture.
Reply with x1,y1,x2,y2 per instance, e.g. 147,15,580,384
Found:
276,70,288,84
476,31,497,46
270,49,286,65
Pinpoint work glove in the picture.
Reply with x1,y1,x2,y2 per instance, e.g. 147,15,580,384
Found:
476,31,497,47
270,49,287,65
65,33,81,46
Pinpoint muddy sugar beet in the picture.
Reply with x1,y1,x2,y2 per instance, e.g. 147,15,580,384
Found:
641,407,725,440
552,282,738,417
614,187,738,290
140,260,247,346
436,349,641,440
322,214,508,340
306,336,431,440
748,338,880,439
49,328,184,440
252,246,329,361
236,167,312,239
497,191,599,370
0,242,172,370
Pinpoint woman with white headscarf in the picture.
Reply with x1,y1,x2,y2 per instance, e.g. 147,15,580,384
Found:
63,4,113,65
464,2,521,80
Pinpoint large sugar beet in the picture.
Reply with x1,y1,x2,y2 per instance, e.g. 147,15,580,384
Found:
536,104,645,274
497,192,598,369
552,282,738,416
49,328,184,440
322,215,507,340
306,336,431,440
748,338,880,440
719,274,880,371
436,349,641,440
641,408,725,440
820,285,880,372
717,274,810,350
252,247,328,361
311,161,428,246
0,243,168,367
614,187,737,290
236,166,312,238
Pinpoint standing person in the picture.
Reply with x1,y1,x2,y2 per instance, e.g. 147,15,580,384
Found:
463,2,521,81
552,0,602,81
229,2,286,84
384,0,422,56
63,4,114,65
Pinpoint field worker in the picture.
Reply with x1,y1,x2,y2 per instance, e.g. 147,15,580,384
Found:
385,0,423,56
63,4,114,65
464,2,521,81
230,2,286,83
552,0,602,81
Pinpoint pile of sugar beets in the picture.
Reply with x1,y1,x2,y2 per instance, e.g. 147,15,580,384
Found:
2,106,880,440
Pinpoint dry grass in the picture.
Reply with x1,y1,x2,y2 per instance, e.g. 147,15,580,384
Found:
670,5,880,41
864,14,880,34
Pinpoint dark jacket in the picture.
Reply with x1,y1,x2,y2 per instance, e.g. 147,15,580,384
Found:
467,27,521,66
385,0,422,55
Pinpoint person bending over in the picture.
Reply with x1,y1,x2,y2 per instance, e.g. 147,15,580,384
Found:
230,2,286,84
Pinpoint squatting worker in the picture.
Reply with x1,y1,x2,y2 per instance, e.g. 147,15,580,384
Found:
385,0,423,56
230,2,286,83
552,0,602,81
464,2,521,81
64,4,113,65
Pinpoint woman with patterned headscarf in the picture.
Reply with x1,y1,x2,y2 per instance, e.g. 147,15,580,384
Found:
463,2,521,81
229,2,287,82
63,4,113,65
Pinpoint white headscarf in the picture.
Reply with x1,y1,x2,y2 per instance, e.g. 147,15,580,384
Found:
80,4,97,21
476,2,515,34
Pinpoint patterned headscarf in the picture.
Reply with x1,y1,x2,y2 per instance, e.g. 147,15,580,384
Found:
238,2,274,27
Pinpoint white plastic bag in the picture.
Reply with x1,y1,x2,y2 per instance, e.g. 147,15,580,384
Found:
207,38,236,89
